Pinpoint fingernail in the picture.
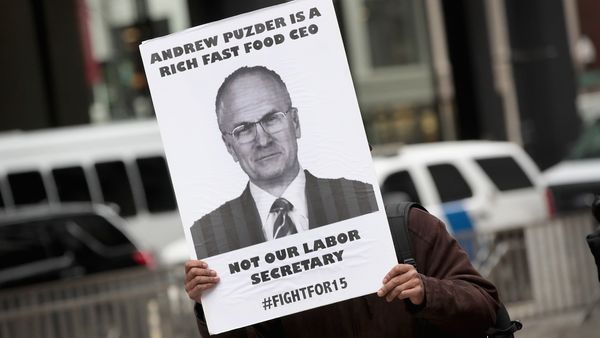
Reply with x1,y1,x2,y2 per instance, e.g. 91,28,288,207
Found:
210,270,216,276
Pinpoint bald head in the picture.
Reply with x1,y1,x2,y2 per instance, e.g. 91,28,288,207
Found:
215,65,301,195
215,66,292,128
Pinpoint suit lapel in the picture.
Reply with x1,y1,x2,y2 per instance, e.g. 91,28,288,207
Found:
305,170,331,228
238,184,266,245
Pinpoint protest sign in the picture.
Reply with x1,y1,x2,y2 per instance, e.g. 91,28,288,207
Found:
140,0,397,333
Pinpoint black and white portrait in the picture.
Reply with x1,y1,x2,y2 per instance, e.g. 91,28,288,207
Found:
141,2,398,330
190,66,378,257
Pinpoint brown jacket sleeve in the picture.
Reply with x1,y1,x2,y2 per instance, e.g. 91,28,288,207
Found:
409,207,500,337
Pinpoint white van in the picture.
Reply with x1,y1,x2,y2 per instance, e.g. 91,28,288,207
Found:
373,141,554,235
543,118,600,212
0,120,183,253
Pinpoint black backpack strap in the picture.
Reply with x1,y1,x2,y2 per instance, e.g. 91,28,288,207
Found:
385,202,426,268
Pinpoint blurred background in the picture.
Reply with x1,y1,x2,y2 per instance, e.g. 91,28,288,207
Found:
0,0,599,337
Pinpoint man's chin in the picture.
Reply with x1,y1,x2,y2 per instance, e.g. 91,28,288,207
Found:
249,165,292,183
246,160,299,185
254,169,286,182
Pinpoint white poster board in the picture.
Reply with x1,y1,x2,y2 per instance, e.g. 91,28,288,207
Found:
140,0,397,333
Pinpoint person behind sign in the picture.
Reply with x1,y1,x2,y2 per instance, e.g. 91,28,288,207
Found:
185,205,500,338
189,65,378,258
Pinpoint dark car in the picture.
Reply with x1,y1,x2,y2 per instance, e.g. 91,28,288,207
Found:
0,204,154,289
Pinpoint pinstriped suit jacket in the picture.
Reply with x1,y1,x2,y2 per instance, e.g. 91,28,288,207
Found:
190,170,378,258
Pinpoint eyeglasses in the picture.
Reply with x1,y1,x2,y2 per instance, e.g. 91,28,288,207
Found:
223,109,293,144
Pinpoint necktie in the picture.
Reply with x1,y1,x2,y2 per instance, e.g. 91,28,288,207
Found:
270,198,298,238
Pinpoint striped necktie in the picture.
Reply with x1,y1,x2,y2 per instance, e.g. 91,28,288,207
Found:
270,198,298,238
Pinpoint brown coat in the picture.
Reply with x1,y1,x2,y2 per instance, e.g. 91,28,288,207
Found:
194,208,499,338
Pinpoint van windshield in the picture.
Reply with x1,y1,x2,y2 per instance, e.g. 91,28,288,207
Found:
567,119,600,160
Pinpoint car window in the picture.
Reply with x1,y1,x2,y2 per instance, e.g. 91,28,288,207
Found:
567,119,600,159
7,171,48,206
94,161,137,217
136,156,177,212
69,214,132,247
0,220,69,273
52,166,92,203
428,163,472,202
475,156,533,191
0,223,49,270
381,170,421,203
0,214,138,287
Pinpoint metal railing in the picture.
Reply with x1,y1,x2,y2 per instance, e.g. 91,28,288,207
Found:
0,267,197,338
464,212,600,319
1,212,598,337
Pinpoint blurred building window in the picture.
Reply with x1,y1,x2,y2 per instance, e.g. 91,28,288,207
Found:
475,157,534,192
52,167,93,203
85,0,190,122
365,106,439,144
94,161,136,216
340,0,437,146
381,170,421,204
135,156,177,212
428,163,472,202
364,0,422,67
7,171,48,206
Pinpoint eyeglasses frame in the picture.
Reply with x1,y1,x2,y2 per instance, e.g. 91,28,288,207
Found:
221,107,296,143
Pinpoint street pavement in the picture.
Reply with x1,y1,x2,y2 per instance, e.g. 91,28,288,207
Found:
516,302,600,338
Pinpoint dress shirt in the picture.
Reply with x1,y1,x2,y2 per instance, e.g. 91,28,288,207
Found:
249,169,309,240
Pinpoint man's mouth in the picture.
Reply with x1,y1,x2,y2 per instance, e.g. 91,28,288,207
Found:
255,152,281,162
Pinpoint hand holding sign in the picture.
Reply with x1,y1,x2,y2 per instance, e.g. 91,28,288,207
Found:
185,260,220,303
377,264,425,305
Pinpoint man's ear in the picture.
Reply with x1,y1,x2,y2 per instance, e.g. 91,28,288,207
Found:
222,134,239,162
290,107,301,138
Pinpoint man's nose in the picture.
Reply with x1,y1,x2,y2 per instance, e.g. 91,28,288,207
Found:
254,122,272,146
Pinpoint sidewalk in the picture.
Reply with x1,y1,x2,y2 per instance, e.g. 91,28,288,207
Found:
517,302,600,338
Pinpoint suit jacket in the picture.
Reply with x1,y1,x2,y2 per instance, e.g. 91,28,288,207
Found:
190,170,378,258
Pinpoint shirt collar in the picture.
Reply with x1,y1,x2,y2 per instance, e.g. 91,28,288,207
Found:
249,169,308,226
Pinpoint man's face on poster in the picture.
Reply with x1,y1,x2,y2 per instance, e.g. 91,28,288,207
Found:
218,72,301,186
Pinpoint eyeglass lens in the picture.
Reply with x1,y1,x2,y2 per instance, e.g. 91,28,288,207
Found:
233,111,287,143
